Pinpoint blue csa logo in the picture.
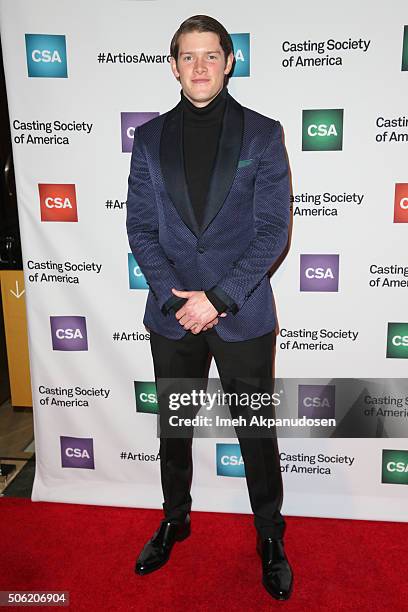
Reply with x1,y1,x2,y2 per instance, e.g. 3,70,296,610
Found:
230,33,250,77
216,443,245,477
128,253,148,289
25,34,67,78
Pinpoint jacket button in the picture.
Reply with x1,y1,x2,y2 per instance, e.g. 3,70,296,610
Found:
197,247,205,254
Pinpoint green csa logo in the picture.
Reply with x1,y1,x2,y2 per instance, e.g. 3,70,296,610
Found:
382,449,408,485
302,109,344,151
402,26,408,71
134,381,158,413
386,322,408,358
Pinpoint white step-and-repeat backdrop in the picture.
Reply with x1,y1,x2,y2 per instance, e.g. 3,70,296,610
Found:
1,0,407,521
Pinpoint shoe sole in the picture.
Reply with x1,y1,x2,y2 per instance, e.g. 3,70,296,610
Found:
135,526,191,576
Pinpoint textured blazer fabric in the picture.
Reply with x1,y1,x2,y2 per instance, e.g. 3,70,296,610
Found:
126,92,290,341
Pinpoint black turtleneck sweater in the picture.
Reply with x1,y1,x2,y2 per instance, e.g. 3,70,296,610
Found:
163,86,235,318
181,85,227,229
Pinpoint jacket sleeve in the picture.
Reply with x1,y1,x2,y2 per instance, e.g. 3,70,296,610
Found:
211,121,290,312
162,295,187,315
205,288,237,315
126,125,185,313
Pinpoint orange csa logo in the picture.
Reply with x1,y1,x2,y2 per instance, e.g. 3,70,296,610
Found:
394,184,408,223
39,184,78,222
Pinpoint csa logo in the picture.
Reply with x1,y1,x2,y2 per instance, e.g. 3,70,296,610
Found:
302,109,344,151
402,26,408,71
134,381,158,413
230,33,250,77
39,184,78,222
25,34,67,78
216,443,245,477
128,254,148,289
382,449,408,485
386,322,408,359
300,254,339,292
50,316,88,351
60,436,94,469
298,385,335,419
121,112,159,153
394,183,408,223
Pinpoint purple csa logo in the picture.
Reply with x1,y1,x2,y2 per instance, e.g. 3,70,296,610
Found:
60,436,94,469
50,316,88,351
121,112,159,152
300,254,339,291
298,385,335,419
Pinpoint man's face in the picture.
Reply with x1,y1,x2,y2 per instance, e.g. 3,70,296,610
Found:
170,30,234,107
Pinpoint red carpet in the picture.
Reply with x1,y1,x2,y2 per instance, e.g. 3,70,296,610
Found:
0,498,407,611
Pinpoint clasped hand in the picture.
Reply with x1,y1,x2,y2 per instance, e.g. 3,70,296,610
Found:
171,288,227,334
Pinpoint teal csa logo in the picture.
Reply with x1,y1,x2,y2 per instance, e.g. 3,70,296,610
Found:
386,322,408,359
302,109,344,151
134,382,158,413
402,26,408,71
216,443,245,477
128,254,148,289
25,34,67,78
382,449,408,485
230,33,250,77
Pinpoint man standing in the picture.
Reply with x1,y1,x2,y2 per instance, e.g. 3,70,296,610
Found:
126,15,293,600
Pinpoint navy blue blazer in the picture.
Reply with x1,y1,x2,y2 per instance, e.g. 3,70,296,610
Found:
126,90,290,341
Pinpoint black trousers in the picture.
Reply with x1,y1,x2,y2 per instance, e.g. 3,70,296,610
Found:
149,327,286,539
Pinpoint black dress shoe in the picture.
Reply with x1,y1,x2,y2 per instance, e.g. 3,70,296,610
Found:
256,535,293,600
135,515,191,575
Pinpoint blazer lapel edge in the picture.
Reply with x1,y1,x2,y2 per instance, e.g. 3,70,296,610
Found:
160,102,200,238
199,93,244,236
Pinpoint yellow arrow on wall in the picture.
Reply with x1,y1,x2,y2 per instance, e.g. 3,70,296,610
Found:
0,271,32,407
9,280,25,299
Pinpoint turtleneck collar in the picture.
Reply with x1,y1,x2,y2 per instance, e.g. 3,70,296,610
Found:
180,85,228,119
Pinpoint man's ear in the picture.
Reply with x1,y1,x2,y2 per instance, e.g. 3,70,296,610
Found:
224,51,234,76
170,56,180,80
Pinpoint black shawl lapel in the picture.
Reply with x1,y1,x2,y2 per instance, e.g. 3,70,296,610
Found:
160,100,200,237
160,91,244,238
199,93,244,235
